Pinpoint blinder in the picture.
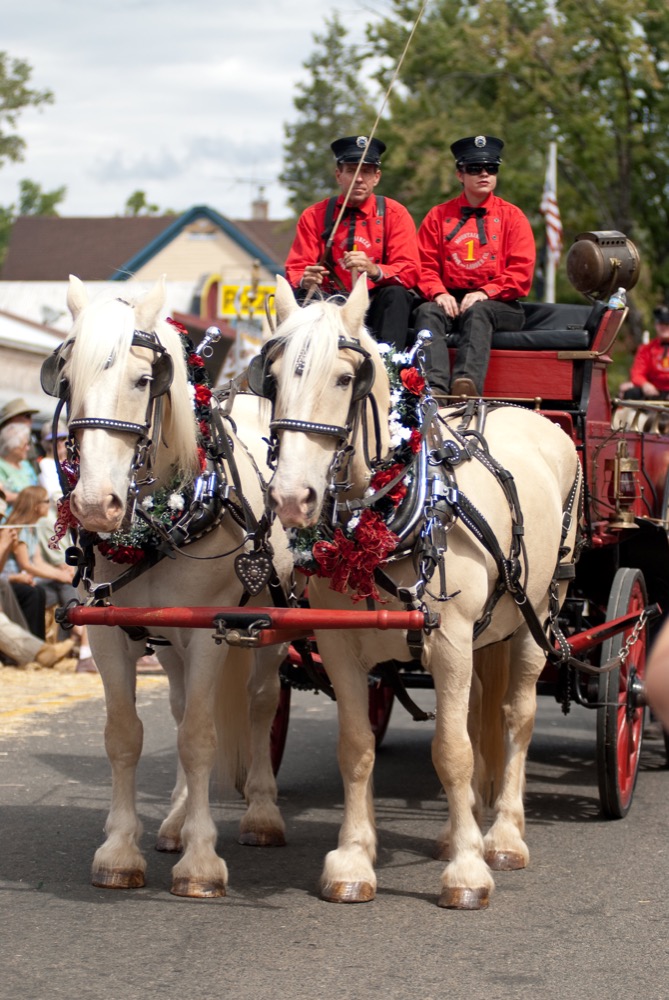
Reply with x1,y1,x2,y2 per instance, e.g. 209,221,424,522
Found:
41,344,68,398
246,336,375,403
39,330,174,401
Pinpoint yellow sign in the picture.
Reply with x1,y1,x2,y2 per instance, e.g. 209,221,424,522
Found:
221,284,276,318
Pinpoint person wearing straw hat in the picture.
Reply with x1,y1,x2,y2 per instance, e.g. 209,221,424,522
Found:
0,397,40,507
284,135,421,350
412,134,535,397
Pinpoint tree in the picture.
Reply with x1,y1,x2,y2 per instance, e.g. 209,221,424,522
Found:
367,0,669,315
0,52,53,168
280,14,378,216
0,179,65,267
124,190,161,216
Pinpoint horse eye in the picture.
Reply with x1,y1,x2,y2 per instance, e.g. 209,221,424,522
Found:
336,373,354,389
137,373,153,390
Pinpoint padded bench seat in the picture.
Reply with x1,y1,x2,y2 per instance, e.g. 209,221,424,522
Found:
444,301,605,351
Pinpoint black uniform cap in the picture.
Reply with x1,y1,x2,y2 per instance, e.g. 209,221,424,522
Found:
450,135,504,166
331,136,386,165
654,305,669,324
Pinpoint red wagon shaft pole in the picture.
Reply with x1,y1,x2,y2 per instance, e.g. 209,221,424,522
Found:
564,603,661,655
63,604,437,647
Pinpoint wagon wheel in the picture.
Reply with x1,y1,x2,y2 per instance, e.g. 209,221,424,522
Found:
596,567,648,818
368,678,395,748
270,683,291,775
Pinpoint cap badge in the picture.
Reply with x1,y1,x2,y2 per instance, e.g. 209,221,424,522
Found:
474,136,487,148
356,136,368,148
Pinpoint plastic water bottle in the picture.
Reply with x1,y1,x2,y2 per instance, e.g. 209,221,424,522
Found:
608,287,627,310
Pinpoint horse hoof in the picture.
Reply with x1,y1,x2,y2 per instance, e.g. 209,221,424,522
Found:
171,877,226,898
238,830,286,847
321,881,375,903
91,868,145,890
484,849,526,871
438,886,490,910
155,835,182,853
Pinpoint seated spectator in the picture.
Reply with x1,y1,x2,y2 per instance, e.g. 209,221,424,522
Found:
0,398,39,507
5,486,97,673
0,486,46,640
621,305,669,400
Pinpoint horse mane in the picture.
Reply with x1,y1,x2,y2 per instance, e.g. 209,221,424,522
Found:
273,297,380,415
68,293,200,482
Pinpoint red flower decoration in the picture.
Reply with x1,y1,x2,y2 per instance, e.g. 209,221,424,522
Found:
312,510,399,601
408,428,423,454
194,383,212,405
188,353,205,368
197,446,208,471
166,318,189,337
98,541,145,565
400,367,425,396
370,463,407,505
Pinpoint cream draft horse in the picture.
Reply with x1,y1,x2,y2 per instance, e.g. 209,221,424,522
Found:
53,276,290,896
263,275,581,909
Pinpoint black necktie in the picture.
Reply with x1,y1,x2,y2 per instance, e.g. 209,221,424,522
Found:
344,207,359,251
446,205,488,245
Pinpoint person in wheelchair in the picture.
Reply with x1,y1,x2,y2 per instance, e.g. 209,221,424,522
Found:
620,305,669,400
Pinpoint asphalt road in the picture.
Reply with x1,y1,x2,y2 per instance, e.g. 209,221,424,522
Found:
1,673,667,1000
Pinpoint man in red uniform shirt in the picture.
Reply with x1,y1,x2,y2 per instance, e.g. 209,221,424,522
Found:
412,135,536,396
622,306,669,399
284,135,420,349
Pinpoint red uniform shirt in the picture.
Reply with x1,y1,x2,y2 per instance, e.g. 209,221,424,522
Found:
630,338,669,393
417,191,536,301
285,194,420,295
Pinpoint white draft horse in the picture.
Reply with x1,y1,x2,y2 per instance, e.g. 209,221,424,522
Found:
261,275,581,909
48,276,291,897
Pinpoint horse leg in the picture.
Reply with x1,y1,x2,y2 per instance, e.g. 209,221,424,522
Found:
431,632,494,910
170,645,229,898
156,654,188,853
238,646,287,847
482,627,542,871
91,644,146,889
318,638,377,903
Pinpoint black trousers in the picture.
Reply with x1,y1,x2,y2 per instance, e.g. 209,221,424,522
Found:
412,298,525,394
621,386,669,400
11,581,47,640
295,284,415,351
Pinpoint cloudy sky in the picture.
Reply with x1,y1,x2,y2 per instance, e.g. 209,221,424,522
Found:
2,0,389,221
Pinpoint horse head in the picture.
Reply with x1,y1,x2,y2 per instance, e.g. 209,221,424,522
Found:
263,275,391,528
53,276,199,533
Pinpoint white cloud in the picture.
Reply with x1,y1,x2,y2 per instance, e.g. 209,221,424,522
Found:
2,0,388,219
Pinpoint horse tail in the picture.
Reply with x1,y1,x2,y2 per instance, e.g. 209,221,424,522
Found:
473,642,509,809
213,648,252,798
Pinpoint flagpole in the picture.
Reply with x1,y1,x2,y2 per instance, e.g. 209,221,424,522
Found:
544,142,558,303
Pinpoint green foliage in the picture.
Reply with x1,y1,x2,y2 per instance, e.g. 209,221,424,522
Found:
282,0,669,315
124,190,161,216
0,179,66,267
0,52,53,168
280,14,378,215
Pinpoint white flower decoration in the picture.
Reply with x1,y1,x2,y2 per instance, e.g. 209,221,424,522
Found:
168,493,185,512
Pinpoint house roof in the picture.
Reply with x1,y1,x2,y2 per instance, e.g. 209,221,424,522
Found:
0,206,296,282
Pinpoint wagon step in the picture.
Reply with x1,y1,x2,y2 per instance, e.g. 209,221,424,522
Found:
61,604,439,648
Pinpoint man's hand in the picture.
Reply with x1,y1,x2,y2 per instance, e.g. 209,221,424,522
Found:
460,290,488,312
301,265,326,289
643,381,660,398
434,291,460,319
342,251,380,279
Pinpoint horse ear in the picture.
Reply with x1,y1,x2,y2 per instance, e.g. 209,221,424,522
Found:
275,274,300,325
67,274,88,319
341,273,369,334
135,276,166,331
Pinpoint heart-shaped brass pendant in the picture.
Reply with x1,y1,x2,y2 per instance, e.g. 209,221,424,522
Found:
235,550,273,596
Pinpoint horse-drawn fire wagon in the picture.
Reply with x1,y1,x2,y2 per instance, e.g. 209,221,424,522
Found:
43,230,668,906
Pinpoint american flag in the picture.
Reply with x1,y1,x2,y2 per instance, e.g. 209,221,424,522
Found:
540,144,563,261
